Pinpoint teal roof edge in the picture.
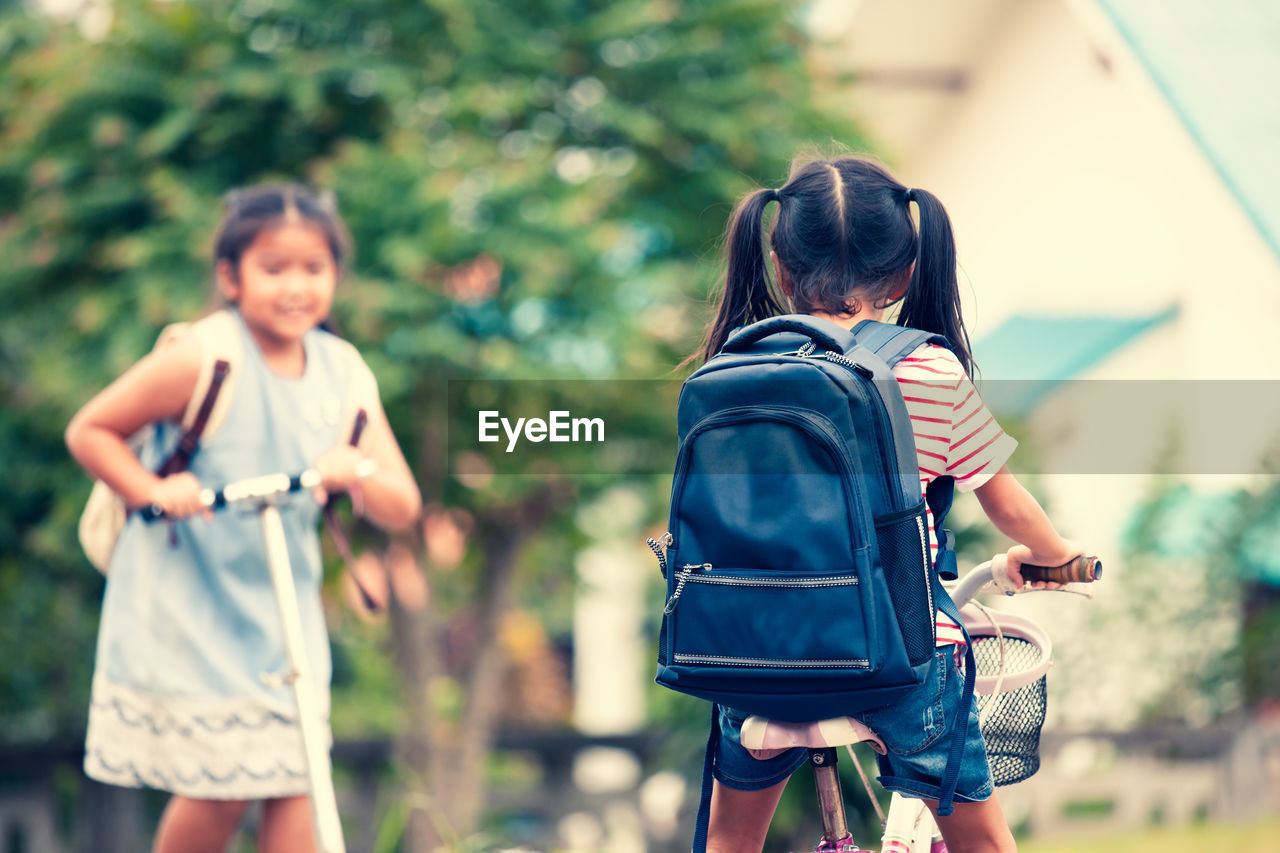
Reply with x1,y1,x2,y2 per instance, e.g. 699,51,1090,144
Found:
1095,0,1280,265
972,305,1178,416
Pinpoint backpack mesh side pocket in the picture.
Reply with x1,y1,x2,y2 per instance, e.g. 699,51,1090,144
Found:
874,503,934,666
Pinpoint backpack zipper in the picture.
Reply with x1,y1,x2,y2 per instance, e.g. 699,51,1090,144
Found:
667,569,870,668
663,562,711,614
684,573,858,589
666,570,859,614
803,349,910,513
683,346,901,511
672,653,870,668
917,513,935,645
646,531,674,578
810,348,869,376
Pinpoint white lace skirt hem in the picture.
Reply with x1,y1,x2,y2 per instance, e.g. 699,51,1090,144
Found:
84,675,330,801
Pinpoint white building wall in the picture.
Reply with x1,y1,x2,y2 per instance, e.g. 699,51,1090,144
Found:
835,0,1280,728
867,0,1280,377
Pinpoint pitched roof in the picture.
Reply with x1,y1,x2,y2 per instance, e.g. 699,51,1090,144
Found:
972,305,1177,414
1097,0,1280,262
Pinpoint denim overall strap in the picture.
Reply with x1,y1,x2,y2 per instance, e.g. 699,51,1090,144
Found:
692,703,720,853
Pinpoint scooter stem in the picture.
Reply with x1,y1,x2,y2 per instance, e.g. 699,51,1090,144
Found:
261,504,346,853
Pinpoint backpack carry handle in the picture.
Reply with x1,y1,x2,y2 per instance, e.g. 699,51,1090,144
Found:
721,316,852,355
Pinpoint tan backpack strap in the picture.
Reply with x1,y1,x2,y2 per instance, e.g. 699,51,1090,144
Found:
180,309,242,435
156,358,231,477
154,309,242,478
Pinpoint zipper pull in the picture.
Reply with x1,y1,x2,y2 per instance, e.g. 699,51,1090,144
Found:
663,562,711,614
782,343,817,358
663,567,692,615
818,350,874,378
646,532,673,578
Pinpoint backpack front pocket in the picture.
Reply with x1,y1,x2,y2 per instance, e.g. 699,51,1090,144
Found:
666,567,872,676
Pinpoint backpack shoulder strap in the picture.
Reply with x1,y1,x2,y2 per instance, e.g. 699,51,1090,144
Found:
852,319,951,369
853,319,961,578
319,334,385,612
176,309,243,438
150,310,241,477
330,335,380,450
691,704,720,853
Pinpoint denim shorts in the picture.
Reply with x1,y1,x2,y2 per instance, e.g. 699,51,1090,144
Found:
713,647,994,804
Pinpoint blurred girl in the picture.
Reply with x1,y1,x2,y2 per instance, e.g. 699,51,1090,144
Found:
66,184,422,853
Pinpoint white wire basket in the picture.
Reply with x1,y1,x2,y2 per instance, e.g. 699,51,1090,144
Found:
960,603,1053,786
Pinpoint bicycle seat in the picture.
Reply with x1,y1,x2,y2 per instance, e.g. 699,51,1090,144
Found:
740,715,887,760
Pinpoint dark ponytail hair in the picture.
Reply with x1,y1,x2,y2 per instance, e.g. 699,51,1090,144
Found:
700,188,789,360
696,155,974,376
897,187,973,376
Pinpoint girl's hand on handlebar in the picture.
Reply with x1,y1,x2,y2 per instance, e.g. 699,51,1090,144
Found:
146,472,211,521
1006,540,1084,590
314,444,370,506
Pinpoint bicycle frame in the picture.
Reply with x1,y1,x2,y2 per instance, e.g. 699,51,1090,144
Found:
880,792,943,852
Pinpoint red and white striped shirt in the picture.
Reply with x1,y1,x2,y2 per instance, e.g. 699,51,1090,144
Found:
891,343,1017,648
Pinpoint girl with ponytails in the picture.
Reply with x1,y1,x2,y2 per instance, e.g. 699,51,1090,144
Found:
694,155,1081,853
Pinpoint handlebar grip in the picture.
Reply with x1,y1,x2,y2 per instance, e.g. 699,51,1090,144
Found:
1020,555,1102,584
138,488,219,523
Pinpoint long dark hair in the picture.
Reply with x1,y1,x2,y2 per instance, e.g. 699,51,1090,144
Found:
698,155,974,375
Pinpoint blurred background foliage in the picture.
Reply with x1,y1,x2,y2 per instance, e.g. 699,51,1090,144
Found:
0,0,868,845
8,1,1273,848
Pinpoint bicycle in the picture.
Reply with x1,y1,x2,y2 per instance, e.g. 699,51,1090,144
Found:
142,461,376,853
736,554,1102,853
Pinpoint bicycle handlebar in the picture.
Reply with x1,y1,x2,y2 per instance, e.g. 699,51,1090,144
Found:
139,460,376,521
949,553,1102,609
1019,555,1102,584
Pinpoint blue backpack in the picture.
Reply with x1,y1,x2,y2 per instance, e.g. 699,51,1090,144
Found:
651,315,976,836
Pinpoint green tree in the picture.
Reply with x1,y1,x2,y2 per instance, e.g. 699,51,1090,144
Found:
0,0,864,846
1096,460,1280,728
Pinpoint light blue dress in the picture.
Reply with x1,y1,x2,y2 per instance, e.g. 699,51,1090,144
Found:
84,310,366,800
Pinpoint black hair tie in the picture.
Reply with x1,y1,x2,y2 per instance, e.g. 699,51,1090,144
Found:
904,188,916,204
767,188,780,202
